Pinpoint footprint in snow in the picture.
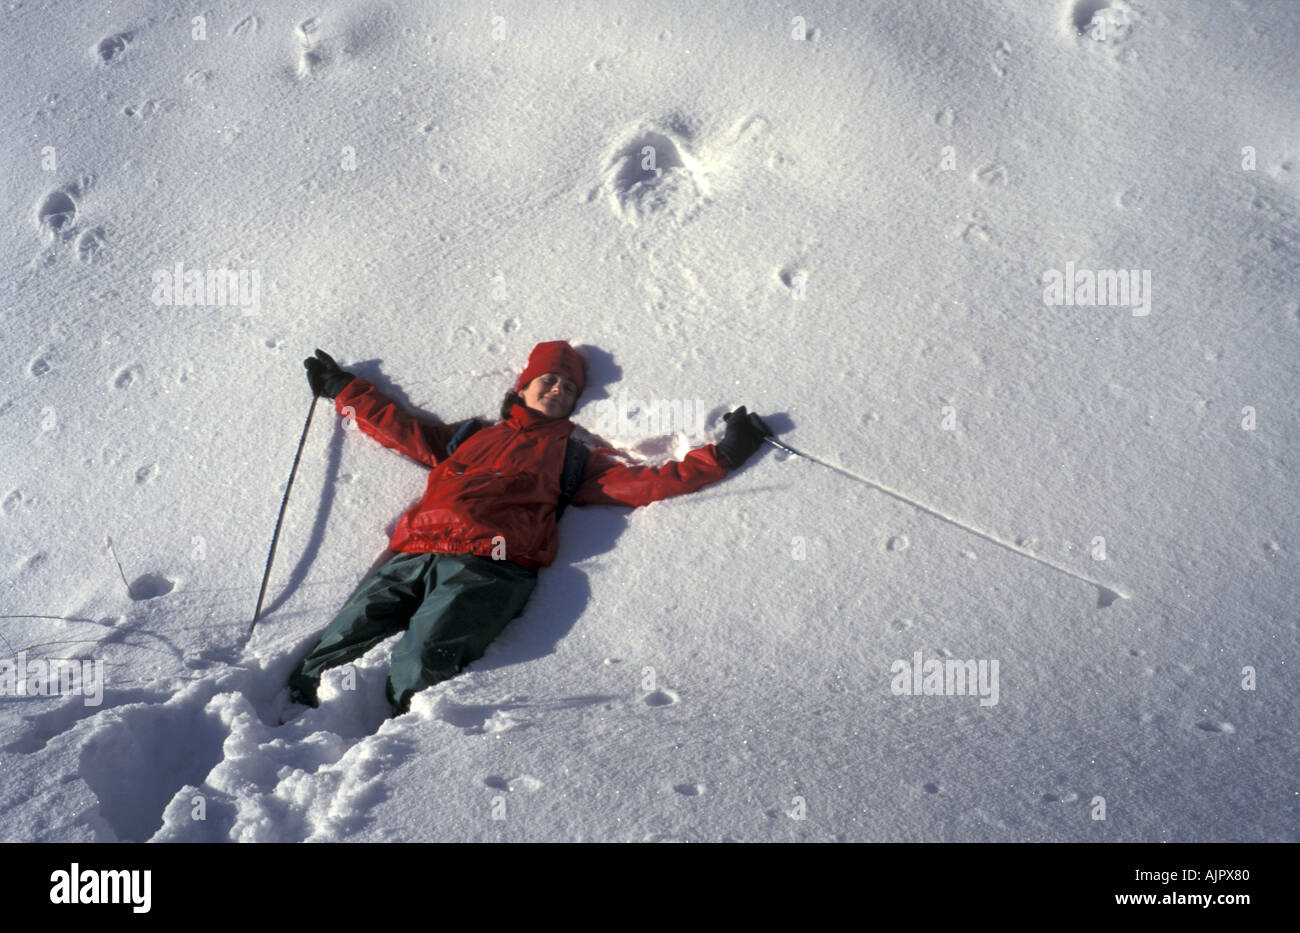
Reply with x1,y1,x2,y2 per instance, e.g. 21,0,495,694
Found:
31,680,229,842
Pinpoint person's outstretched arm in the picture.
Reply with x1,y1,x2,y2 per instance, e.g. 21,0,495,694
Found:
571,407,772,508
303,349,472,468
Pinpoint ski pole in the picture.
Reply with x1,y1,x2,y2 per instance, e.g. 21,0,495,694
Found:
761,436,1130,607
250,393,321,637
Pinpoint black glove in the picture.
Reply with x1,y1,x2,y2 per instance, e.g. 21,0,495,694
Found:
303,348,355,399
717,406,773,469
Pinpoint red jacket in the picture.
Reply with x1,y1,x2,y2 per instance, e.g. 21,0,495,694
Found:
334,378,732,570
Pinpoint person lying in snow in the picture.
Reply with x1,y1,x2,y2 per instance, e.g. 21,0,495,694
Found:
287,340,773,717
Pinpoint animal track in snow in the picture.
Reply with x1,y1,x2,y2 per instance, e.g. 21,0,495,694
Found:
134,462,158,485
1194,719,1236,734
959,218,991,244
230,15,260,38
673,782,705,796
112,365,141,389
730,113,770,146
448,325,476,347
20,550,49,571
1115,186,1142,210
123,98,173,120
1067,0,1140,59
36,190,76,239
34,176,94,246
778,264,809,294
597,120,710,226
94,32,132,63
483,774,543,793
886,535,910,552
76,227,106,262
975,163,1009,187
991,40,1012,76
2,488,32,514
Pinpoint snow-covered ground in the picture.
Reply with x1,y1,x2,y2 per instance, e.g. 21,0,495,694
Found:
1,0,1296,842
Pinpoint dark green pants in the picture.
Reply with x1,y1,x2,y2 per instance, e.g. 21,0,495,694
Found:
289,551,538,713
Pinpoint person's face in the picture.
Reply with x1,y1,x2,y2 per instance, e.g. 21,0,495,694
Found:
520,371,579,418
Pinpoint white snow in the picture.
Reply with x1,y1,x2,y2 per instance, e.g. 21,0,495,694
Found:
0,0,1295,842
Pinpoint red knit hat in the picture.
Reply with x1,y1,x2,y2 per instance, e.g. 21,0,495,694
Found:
514,341,586,395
